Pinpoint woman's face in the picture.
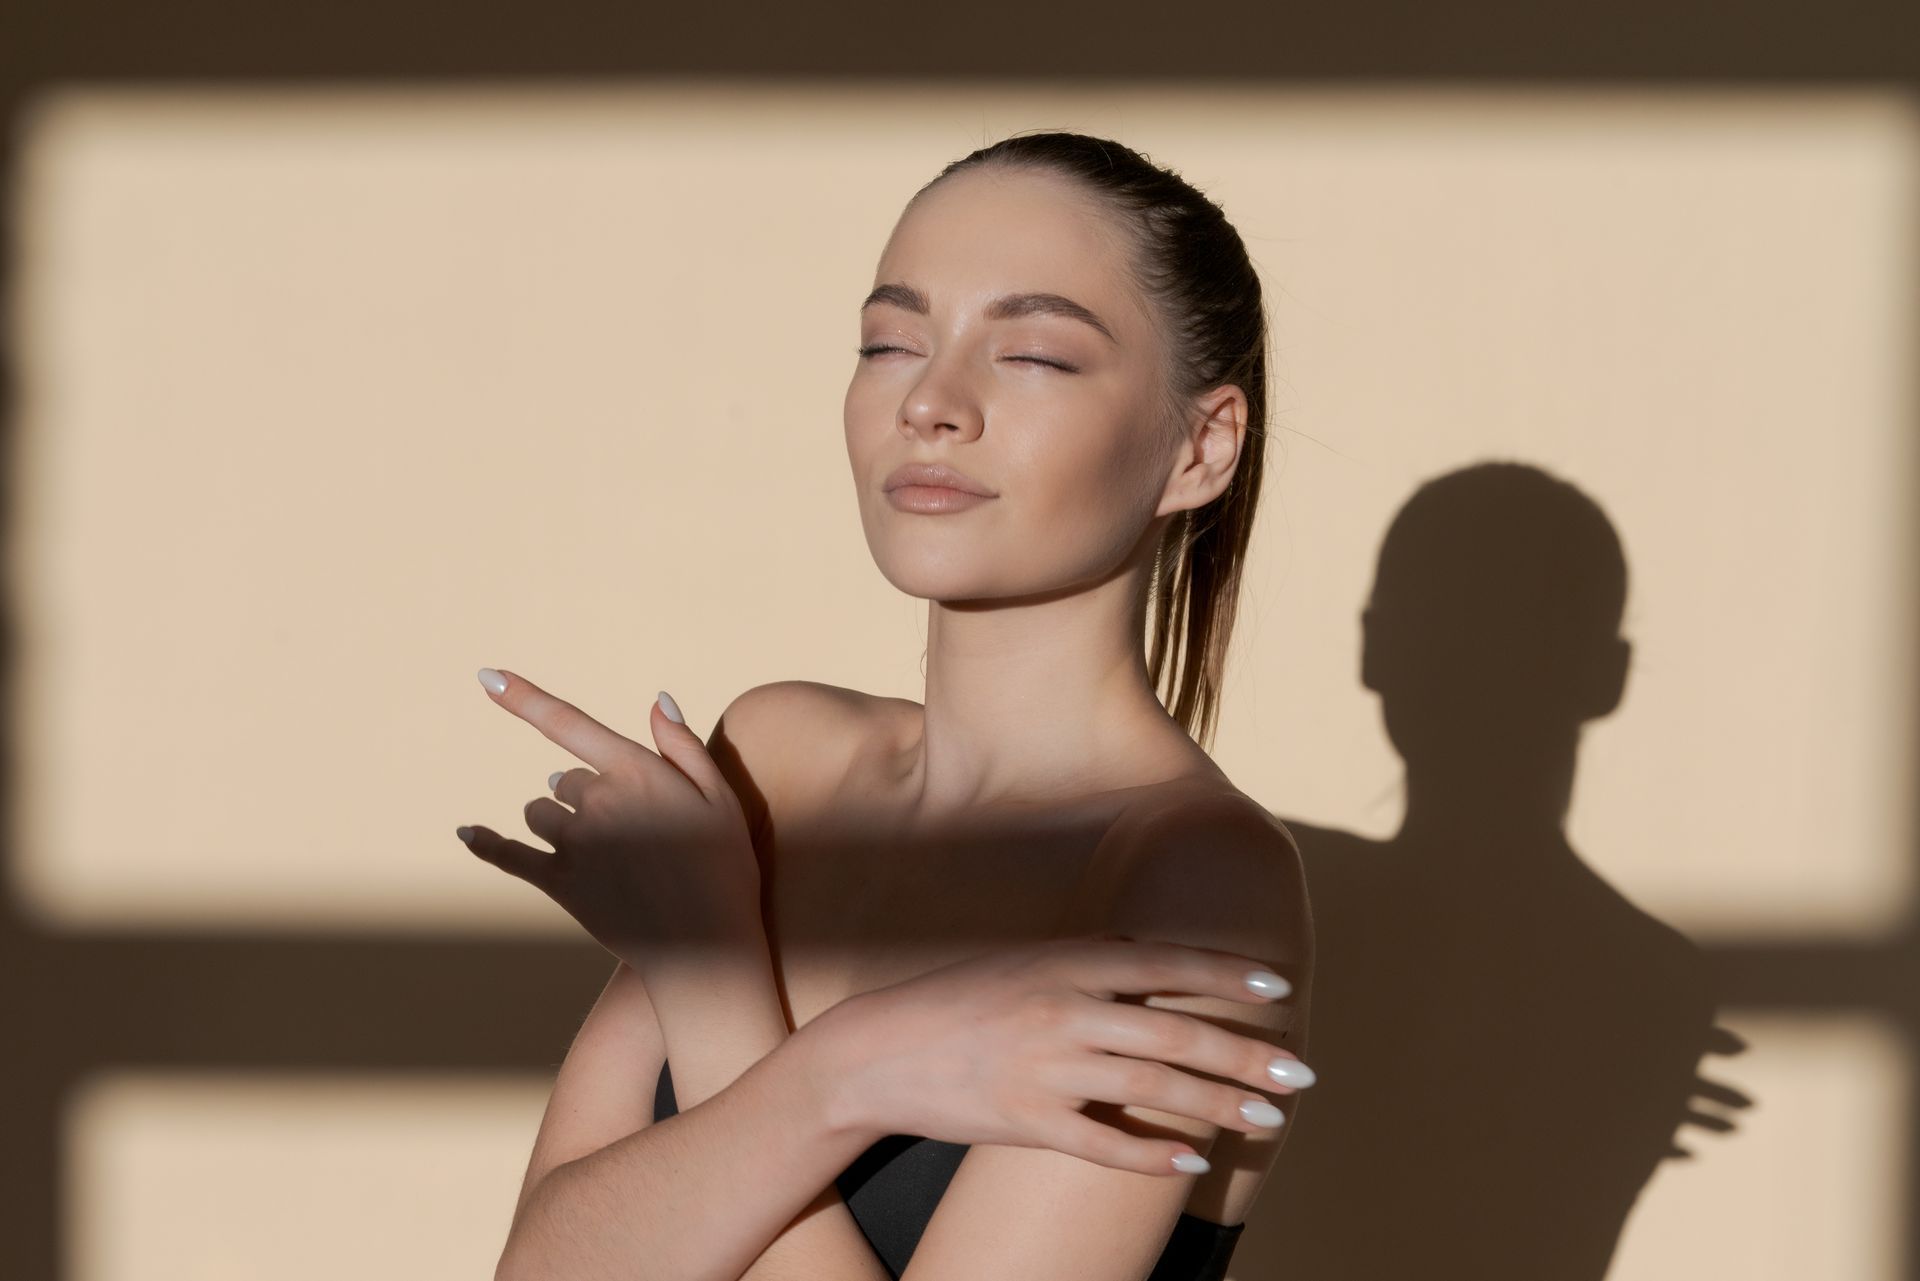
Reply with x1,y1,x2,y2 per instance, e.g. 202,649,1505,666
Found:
844,165,1183,604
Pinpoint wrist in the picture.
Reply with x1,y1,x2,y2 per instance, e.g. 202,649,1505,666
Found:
618,922,773,994
791,996,886,1145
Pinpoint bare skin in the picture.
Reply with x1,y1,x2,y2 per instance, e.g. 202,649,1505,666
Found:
748,682,1310,1229
477,670,1308,1281
476,161,1314,1278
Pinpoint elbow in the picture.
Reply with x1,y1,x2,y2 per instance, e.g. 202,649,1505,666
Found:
494,1171,560,1281
495,1230,553,1281
493,1226,534,1281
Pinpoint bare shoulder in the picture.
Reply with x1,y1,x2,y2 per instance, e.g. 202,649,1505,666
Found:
1113,779,1300,860
705,680,902,832
1077,779,1311,975
1103,781,1303,902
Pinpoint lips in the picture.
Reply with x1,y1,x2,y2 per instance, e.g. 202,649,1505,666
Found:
882,462,998,497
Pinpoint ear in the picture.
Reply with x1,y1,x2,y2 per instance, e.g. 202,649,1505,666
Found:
1155,385,1248,518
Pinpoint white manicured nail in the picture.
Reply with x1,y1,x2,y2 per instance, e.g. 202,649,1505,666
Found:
1244,969,1290,999
657,690,684,724
1170,1152,1210,1174
548,771,565,790
477,668,507,695
1240,1099,1285,1128
1269,1057,1317,1088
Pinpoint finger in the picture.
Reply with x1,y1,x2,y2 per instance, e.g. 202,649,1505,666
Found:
1678,1106,1738,1135
1686,1076,1753,1110
549,766,599,810
1076,1000,1317,1095
1063,1053,1287,1135
477,667,648,774
1060,935,1295,1004
524,796,574,845
650,689,729,805
1704,1025,1750,1056
458,824,557,888
1032,1107,1211,1178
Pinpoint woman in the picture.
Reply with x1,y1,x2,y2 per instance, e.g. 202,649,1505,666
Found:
461,131,1316,1281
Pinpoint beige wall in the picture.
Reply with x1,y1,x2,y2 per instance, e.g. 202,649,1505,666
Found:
10,83,1914,1278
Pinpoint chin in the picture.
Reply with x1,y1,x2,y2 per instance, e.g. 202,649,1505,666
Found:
865,542,1005,603
866,538,1120,606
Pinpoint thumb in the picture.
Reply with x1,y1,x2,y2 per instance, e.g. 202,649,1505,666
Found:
651,689,729,803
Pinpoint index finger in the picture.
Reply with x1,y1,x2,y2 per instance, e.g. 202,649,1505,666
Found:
477,667,648,774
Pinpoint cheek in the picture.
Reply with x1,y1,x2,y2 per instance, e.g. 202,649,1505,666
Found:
1059,407,1164,501
842,379,869,446
1009,419,1165,551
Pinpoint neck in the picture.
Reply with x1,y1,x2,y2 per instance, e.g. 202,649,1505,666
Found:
901,565,1206,818
1393,726,1581,858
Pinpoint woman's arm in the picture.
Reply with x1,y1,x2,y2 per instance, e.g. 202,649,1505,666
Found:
497,937,897,1281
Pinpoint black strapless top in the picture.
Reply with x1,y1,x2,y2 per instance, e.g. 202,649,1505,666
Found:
654,1060,1243,1280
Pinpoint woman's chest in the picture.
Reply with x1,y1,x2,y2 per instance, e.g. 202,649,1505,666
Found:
756,805,1123,1033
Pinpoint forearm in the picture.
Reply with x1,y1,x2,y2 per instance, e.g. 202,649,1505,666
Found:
499,943,895,1281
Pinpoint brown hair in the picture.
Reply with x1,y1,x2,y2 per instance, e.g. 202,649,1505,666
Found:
916,131,1271,749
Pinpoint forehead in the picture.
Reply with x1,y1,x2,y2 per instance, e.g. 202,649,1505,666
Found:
876,167,1149,333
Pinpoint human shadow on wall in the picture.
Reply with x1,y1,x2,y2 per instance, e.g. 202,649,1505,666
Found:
1241,461,1752,1281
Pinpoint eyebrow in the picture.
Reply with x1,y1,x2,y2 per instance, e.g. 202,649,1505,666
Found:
860,281,1119,346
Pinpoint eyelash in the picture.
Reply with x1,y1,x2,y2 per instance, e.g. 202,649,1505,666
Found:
856,343,1078,373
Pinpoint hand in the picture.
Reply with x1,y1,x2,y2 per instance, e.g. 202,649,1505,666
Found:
806,933,1315,1176
1664,1024,1754,1159
456,669,763,973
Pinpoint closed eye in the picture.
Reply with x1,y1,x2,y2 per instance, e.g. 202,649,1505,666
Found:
855,344,1078,373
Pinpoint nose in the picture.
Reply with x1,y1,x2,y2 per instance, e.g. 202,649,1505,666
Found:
897,358,984,444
